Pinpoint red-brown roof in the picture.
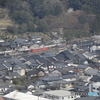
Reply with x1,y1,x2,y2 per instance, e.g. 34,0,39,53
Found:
0,97,5,100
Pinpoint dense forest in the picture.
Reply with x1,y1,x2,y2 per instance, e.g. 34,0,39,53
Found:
0,0,100,40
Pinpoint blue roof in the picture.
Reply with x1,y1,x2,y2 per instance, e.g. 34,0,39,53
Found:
88,92,98,96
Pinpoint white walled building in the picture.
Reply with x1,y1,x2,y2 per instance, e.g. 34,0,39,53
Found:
4,90,51,100
83,52,97,60
92,82,100,93
13,67,25,76
43,90,80,100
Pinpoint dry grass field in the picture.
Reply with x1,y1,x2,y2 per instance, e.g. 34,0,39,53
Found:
0,19,13,26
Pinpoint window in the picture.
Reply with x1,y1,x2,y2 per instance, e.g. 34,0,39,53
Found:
97,88,99,90
68,96,70,99
93,87,95,89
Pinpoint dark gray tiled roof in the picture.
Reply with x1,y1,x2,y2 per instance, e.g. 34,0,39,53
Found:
55,52,69,61
40,76,61,81
53,80,71,84
29,55,47,64
64,66,75,71
95,56,100,60
74,53,86,60
41,52,56,57
85,69,100,76
20,56,29,61
62,50,77,61
45,57,56,63
44,61,53,66
0,85,8,88
94,62,100,68
78,64,89,69
75,40,93,46
6,58,22,65
0,42,10,46
95,50,100,55
13,38,27,44
73,81,86,85
81,46,90,51
29,35,41,39
53,62,67,68
89,63,97,69
3,62,12,68
55,68,67,75
90,75,100,82
35,80,45,85
28,59,38,64
26,69,40,75
73,85,88,91
61,74,76,79
8,72,20,77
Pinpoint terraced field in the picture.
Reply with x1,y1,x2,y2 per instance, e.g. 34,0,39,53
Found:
0,19,13,26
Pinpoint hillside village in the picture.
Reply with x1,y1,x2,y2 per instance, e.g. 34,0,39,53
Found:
0,0,100,100
0,34,99,100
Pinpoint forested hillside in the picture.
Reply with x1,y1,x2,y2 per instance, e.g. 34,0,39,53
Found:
0,0,100,40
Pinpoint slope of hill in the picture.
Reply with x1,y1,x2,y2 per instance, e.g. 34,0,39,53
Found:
0,8,13,29
0,0,100,41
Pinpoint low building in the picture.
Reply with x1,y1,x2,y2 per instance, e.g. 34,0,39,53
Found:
13,38,28,45
43,90,80,100
0,39,5,43
13,67,25,76
52,80,73,89
84,69,100,76
61,74,77,82
83,52,97,60
89,82,100,93
29,35,42,41
4,90,50,100
93,56,100,63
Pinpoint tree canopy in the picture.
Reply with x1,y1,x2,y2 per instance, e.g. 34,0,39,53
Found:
1,0,100,36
